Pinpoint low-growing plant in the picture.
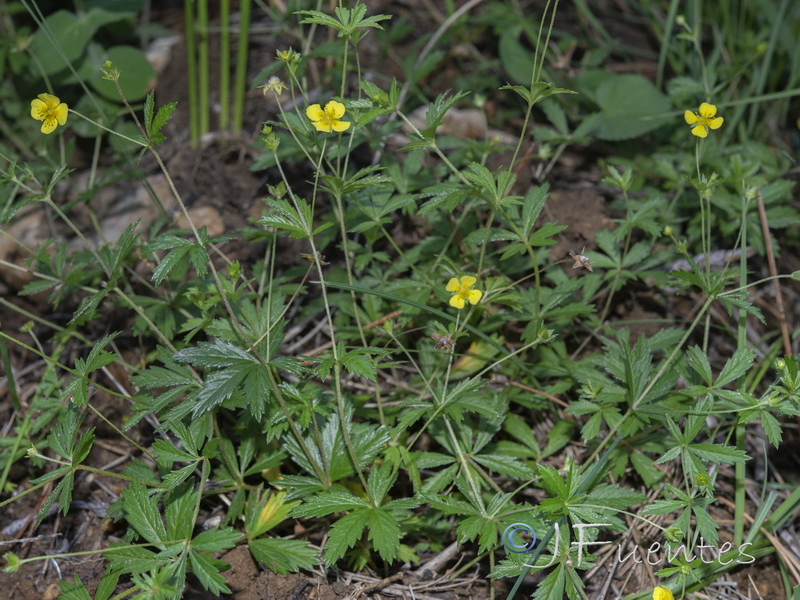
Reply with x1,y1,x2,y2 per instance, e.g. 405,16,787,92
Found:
1,1,800,600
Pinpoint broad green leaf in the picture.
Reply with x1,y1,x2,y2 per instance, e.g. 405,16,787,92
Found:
499,27,534,85
92,45,155,101
593,74,671,140
30,11,94,74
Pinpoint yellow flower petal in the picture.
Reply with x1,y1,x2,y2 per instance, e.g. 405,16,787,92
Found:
466,289,482,305
306,104,325,122
459,275,477,288
41,117,58,134
311,120,332,133
691,124,708,138
31,98,49,121
684,110,699,125
708,116,723,130
449,294,466,309
699,102,716,118
446,277,461,292
653,586,674,600
37,93,61,107
331,119,351,132
324,100,346,120
55,104,68,125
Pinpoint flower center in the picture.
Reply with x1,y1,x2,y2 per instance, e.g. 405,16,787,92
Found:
321,110,336,126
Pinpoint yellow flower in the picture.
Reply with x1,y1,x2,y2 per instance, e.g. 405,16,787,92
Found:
30,93,68,134
306,100,350,133
446,276,482,309
684,102,723,138
653,586,674,600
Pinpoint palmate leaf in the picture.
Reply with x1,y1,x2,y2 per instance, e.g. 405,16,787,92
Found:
472,454,536,479
292,490,370,517
425,90,470,136
35,403,96,525
321,504,408,566
175,339,272,419
457,515,498,554
105,542,172,574
688,442,749,464
36,470,74,526
121,482,168,546
188,550,231,595
47,401,82,459
324,509,370,565
365,462,396,504
760,411,783,447
296,9,340,29
257,197,319,239
298,4,390,37
692,504,719,545
283,406,390,482
367,508,401,561
57,576,92,600
148,234,209,285
533,563,567,600
521,183,549,235
64,333,119,406
249,538,318,575
341,351,376,381
69,287,109,325
463,163,514,204
417,181,470,215
715,347,756,388
144,92,177,146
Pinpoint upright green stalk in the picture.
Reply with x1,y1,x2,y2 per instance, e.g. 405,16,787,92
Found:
184,0,199,141
197,0,210,135
656,0,681,89
219,0,231,130
733,190,749,548
233,0,252,132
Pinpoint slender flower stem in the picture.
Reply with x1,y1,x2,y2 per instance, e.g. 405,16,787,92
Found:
67,110,147,146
